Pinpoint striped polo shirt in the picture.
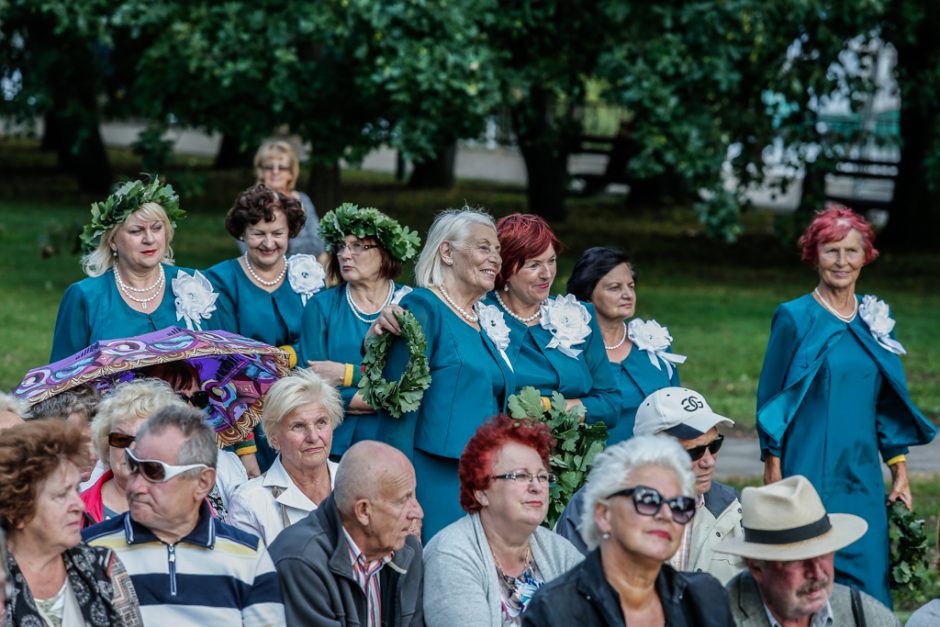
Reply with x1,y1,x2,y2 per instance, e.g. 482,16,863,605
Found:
82,502,285,626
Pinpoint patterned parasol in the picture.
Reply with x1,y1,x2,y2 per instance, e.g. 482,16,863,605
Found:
15,327,291,446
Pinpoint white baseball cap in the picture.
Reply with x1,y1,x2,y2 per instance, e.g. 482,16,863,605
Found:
633,387,734,439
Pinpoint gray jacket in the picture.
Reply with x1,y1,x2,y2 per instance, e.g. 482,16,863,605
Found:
555,480,746,584
726,570,900,627
423,513,583,626
269,494,423,627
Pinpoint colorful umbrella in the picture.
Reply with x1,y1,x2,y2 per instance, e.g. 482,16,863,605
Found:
15,327,290,446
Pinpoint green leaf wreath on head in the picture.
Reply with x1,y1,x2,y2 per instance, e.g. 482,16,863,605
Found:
80,177,184,254
359,309,431,418
319,202,421,262
508,387,608,528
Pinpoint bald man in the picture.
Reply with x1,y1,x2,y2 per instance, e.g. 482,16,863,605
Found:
269,441,425,627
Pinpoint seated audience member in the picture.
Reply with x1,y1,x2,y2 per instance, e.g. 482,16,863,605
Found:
0,420,142,626
82,405,284,625
0,392,26,431
26,385,100,482
716,475,900,627
556,386,745,583
424,414,582,626
228,369,342,546
523,435,733,627
269,440,424,626
0,527,8,621
906,519,940,626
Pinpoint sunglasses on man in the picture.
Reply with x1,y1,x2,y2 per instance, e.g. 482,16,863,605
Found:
606,485,697,524
125,448,209,483
686,434,724,462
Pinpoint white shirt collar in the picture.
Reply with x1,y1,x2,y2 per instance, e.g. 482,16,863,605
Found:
263,456,337,511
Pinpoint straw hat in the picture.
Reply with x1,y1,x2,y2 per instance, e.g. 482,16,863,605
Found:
715,475,868,561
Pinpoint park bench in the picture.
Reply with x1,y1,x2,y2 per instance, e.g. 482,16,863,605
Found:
822,156,898,212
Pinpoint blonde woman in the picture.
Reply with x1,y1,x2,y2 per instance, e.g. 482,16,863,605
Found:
50,178,221,361
227,369,342,545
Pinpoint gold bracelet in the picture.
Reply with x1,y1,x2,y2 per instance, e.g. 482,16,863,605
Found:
342,363,355,387
540,396,551,412
886,454,907,467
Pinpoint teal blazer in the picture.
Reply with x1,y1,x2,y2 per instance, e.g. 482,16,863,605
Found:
609,343,680,444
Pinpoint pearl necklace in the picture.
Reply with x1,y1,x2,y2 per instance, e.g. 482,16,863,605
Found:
494,291,542,323
244,253,286,287
438,285,479,322
604,322,628,350
813,287,857,322
346,280,395,324
114,266,164,310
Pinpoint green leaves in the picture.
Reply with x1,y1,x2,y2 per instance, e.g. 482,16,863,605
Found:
319,203,421,262
80,177,183,253
507,386,608,528
359,309,431,418
888,500,930,593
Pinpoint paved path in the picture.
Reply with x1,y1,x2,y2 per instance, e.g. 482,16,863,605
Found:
716,435,940,479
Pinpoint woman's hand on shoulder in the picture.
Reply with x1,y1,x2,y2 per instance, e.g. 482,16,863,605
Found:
368,304,405,337
306,360,346,386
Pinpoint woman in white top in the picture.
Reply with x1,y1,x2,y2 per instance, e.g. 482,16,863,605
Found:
228,369,342,545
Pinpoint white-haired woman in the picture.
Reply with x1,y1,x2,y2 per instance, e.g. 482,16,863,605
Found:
371,208,515,539
227,370,342,545
50,178,221,361
522,435,733,626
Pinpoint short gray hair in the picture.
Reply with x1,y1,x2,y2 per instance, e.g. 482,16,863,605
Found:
27,386,99,422
580,434,695,549
0,392,27,419
91,378,186,467
136,405,218,470
413,207,496,288
261,369,343,439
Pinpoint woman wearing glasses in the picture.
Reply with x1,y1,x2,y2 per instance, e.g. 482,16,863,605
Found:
298,203,418,457
206,184,327,473
252,139,327,258
567,247,685,444
523,435,732,626
0,420,143,626
423,415,582,626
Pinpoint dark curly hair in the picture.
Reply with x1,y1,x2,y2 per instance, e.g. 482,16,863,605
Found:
224,184,306,240
0,420,89,531
458,414,556,514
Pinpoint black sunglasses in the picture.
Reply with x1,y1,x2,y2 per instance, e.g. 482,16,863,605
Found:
108,432,136,448
607,485,697,524
178,390,210,409
686,434,724,462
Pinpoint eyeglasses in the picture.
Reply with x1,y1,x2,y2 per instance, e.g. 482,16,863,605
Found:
685,434,724,462
125,448,209,483
261,163,290,172
606,485,697,524
333,241,378,256
178,390,210,409
492,471,555,486
108,432,136,448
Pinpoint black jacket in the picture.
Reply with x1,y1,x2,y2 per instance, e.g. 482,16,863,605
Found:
268,494,423,627
521,548,733,626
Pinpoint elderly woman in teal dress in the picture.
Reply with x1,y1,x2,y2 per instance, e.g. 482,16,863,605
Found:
205,184,327,475
567,247,685,443
298,203,418,458
371,208,515,539
758,205,936,608
51,178,221,362
483,215,619,429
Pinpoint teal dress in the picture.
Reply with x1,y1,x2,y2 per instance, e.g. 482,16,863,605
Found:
205,257,311,471
298,282,409,457
608,341,680,444
375,288,515,539
50,264,222,362
757,293,936,608
484,294,619,429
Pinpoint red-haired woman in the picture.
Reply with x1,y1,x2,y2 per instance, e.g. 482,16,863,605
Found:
483,214,618,427
422,415,582,626
757,204,936,608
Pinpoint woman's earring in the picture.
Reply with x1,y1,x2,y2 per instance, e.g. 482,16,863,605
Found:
601,532,611,540
503,284,509,292
111,249,117,257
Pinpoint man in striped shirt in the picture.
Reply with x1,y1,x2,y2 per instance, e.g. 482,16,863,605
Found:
270,440,424,626
83,405,285,626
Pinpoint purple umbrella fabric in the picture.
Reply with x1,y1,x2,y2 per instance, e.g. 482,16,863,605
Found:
15,327,290,446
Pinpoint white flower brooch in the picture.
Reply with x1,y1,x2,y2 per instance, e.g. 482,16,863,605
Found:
287,254,326,305
540,294,592,359
172,270,219,331
859,295,906,355
628,318,687,378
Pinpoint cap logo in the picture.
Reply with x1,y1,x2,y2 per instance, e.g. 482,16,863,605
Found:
681,396,704,412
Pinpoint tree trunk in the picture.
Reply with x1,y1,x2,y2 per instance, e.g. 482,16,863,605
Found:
214,133,254,169
512,89,571,221
408,141,457,189
46,109,112,193
41,112,59,152
308,160,342,215
880,1,940,250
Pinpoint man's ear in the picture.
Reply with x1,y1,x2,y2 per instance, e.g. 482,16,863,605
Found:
353,499,372,527
193,468,217,501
